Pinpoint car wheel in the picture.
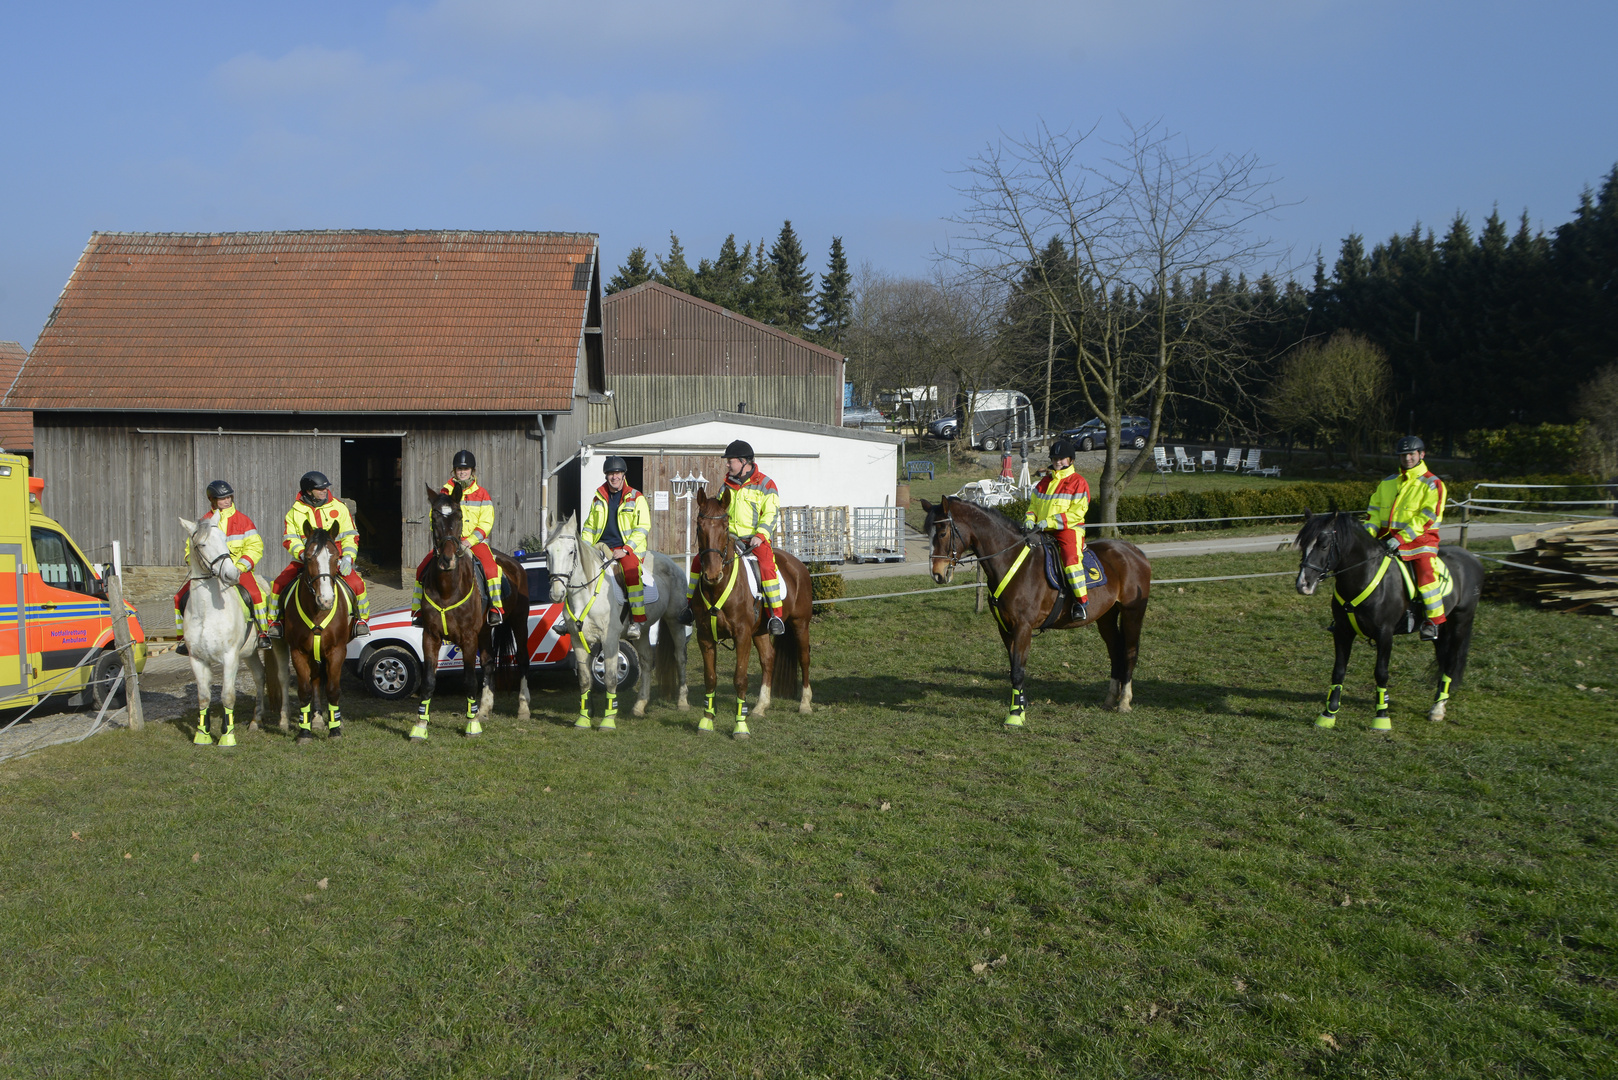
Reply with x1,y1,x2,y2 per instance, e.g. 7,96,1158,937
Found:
982,437,996,452
1079,437,1094,452
361,645,421,700
89,649,127,709
1132,435,1146,450
590,644,641,692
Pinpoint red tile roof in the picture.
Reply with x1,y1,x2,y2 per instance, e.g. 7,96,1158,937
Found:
7,231,598,413
0,341,32,450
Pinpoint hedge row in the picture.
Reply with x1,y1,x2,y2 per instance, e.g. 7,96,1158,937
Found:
994,474,1607,535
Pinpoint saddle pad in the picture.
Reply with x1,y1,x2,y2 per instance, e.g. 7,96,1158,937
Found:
741,554,789,606
1395,555,1455,613
1040,541,1108,592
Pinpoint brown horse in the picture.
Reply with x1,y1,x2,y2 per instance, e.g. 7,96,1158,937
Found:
274,522,352,743
921,496,1152,727
410,482,531,741
691,487,812,737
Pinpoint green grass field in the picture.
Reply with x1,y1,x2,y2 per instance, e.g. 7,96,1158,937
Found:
2,550,1614,1078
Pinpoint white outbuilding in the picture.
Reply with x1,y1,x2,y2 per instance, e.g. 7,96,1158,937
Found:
574,411,904,563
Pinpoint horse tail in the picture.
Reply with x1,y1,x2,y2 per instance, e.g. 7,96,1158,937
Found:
654,624,681,699
771,618,801,696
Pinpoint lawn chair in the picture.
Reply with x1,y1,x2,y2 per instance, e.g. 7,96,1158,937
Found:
1199,450,1217,472
1221,448,1243,472
1241,448,1281,477
905,459,934,480
1151,446,1173,474
1173,446,1196,473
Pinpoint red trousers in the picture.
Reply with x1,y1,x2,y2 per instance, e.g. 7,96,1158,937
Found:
417,542,498,586
1052,528,1082,568
613,547,642,588
272,560,364,601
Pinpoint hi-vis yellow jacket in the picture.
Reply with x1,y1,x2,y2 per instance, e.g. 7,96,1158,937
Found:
283,493,358,560
1365,462,1445,558
1024,465,1090,532
440,478,494,545
582,484,651,556
724,466,780,542
186,505,265,572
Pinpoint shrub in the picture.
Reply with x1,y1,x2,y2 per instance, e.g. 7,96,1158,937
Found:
809,562,845,616
1464,423,1591,474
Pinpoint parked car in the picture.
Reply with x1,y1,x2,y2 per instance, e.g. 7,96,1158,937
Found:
1061,416,1151,452
345,552,649,700
842,405,886,429
927,415,959,439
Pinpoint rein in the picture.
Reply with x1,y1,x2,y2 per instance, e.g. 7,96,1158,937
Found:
289,572,344,663
694,510,749,648
553,536,612,631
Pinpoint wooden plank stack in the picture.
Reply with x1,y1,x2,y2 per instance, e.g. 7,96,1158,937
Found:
1493,519,1618,614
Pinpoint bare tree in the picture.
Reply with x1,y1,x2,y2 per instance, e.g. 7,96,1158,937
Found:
1575,362,1618,476
949,119,1285,524
1266,332,1392,469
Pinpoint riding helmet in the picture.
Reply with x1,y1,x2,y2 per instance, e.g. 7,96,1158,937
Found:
1395,435,1426,455
602,455,629,475
299,470,332,495
1049,436,1079,462
723,439,755,461
452,449,476,470
206,479,234,500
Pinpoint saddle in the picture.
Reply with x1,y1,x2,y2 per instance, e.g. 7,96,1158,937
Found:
1037,536,1108,594
739,552,788,606
1338,553,1456,638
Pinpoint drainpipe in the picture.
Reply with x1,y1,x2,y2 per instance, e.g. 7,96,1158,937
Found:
537,413,549,545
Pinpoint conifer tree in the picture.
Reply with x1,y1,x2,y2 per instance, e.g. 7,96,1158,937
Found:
654,232,696,294
742,238,784,326
769,220,814,333
606,246,654,294
814,236,853,349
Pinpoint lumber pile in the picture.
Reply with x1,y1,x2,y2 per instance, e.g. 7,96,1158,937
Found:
1492,519,1618,614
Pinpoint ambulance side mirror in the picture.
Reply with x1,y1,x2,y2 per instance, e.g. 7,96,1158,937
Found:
90,565,110,599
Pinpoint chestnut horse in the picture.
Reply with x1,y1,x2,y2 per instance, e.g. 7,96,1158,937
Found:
922,496,1152,727
273,522,352,743
691,487,812,737
411,481,531,741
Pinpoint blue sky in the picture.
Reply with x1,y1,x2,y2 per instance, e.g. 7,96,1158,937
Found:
1,1,1613,346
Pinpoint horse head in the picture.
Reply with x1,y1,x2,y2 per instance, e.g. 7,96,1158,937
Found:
427,481,464,571
695,487,733,585
179,515,241,586
1294,508,1343,596
300,520,341,611
545,514,581,602
920,496,966,585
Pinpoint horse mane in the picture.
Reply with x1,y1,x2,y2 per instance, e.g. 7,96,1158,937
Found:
935,495,1019,543
1294,510,1363,549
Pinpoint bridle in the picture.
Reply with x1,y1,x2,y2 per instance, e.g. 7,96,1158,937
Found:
696,510,739,579
188,525,236,583
1299,515,1383,584
927,507,1030,572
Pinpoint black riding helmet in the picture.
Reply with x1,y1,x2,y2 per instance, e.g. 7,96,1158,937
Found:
603,455,629,475
723,439,755,460
300,471,331,496
1395,435,1425,455
1049,436,1079,462
206,479,234,501
453,449,476,470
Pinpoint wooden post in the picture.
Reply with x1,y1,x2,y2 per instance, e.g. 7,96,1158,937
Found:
974,562,986,614
104,572,144,731
1458,502,1470,551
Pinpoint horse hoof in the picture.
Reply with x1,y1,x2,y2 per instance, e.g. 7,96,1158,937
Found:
598,718,617,731
193,730,213,746
328,726,342,740
408,723,429,741
218,732,237,748
1371,717,1392,732
573,717,592,730
296,731,314,745
1315,714,1337,729
464,720,482,737
698,716,715,733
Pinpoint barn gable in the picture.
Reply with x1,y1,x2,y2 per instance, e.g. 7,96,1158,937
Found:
0,342,31,452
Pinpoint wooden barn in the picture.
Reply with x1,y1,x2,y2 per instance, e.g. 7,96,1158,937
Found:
3,230,603,572
590,282,844,433
0,342,32,455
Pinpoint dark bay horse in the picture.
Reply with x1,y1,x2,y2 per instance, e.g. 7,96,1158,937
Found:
412,482,531,741
274,522,352,743
922,496,1152,727
691,487,812,737
1294,510,1483,729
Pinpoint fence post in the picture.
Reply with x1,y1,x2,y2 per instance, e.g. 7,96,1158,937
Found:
974,562,986,614
1458,503,1470,550
104,566,144,731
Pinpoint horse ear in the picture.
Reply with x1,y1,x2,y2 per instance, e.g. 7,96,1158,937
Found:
179,516,197,534
1303,508,1313,523
452,481,464,503
918,498,933,513
302,520,314,539
425,482,439,504
1327,498,1339,514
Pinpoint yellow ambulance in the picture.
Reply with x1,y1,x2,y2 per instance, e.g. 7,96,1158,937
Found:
0,452,146,712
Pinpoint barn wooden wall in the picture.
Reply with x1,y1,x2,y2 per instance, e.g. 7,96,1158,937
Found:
399,419,545,568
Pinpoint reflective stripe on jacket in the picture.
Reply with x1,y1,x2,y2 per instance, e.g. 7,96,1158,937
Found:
1365,462,1445,546
186,504,265,571
1024,465,1090,532
582,484,651,556
725,467,780,542
441,479,494,544
283,494,358,560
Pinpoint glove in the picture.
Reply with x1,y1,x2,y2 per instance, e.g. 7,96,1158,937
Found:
236,558,252,573
746,536,763,552
1381,535,1401,556
338,555,354,576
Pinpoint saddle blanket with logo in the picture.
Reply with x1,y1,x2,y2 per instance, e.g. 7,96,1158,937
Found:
1040,542,1107,594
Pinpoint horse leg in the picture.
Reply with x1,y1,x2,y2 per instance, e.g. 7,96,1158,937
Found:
1004,623,1032,728
413,627,441,741
572,636,593,729
217,647,240,747
676,622,690,711
273,639,291,733
631,636,652,718
732,633,754,737
1114,595,1146,712
599,633,621,731
752,629,773,719
290,649,317,744
188,652,215,746
1371,633,1395,731
468,634,493,736
1316,624,1354,728
1095,603,1123,709
697,635,718,733
515,621,532,723
324,646,344,739
461,633,484,736
246,646,266,732
796,613,812,715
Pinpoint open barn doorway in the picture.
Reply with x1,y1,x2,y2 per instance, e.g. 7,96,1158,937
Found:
341,437,402,585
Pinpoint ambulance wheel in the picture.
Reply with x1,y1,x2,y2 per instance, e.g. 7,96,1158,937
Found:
89,650,128,710
588,645,640,693
361,645,421,700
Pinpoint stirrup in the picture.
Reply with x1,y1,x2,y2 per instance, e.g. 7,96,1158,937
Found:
1419,619,1440,641
1073,598,1089,623
486,608,503,627
350,619,370,638
767,615,785,636
677,606,695,626
266,623,282,640
256,634,272,651
175,642,189,657
625,621,642,640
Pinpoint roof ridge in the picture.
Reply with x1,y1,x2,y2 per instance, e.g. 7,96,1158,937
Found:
90,229,599,240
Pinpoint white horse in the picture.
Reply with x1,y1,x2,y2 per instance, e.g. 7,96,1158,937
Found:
547,515,689,728
178,516,278,746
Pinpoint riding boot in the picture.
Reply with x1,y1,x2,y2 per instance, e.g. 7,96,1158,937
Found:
677,605,696,626
1071,596,1089,623
256,633,272,651
175,642,190,657
1419,618,1439,641
486,607,503,627
350,619,370,638
767,613,786,636
625,620,642,641
266,621,282,640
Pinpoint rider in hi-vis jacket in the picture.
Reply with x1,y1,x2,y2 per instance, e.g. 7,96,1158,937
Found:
582,455,653,639
267,471,370,639
681,439,786,636
1024,436,1091,622
414,449,504,627
174,479,270,652
1365,435,1447,641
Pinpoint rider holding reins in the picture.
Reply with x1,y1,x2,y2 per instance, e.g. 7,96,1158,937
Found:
1365,435,1447,641
413,450,503,627
681,439,786,636
1024,436,1091,622
582,455,652,640
174,479,270,653
267,471,370,640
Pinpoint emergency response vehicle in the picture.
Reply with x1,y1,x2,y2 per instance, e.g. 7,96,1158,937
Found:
347,553,641,699
0,453,147,713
